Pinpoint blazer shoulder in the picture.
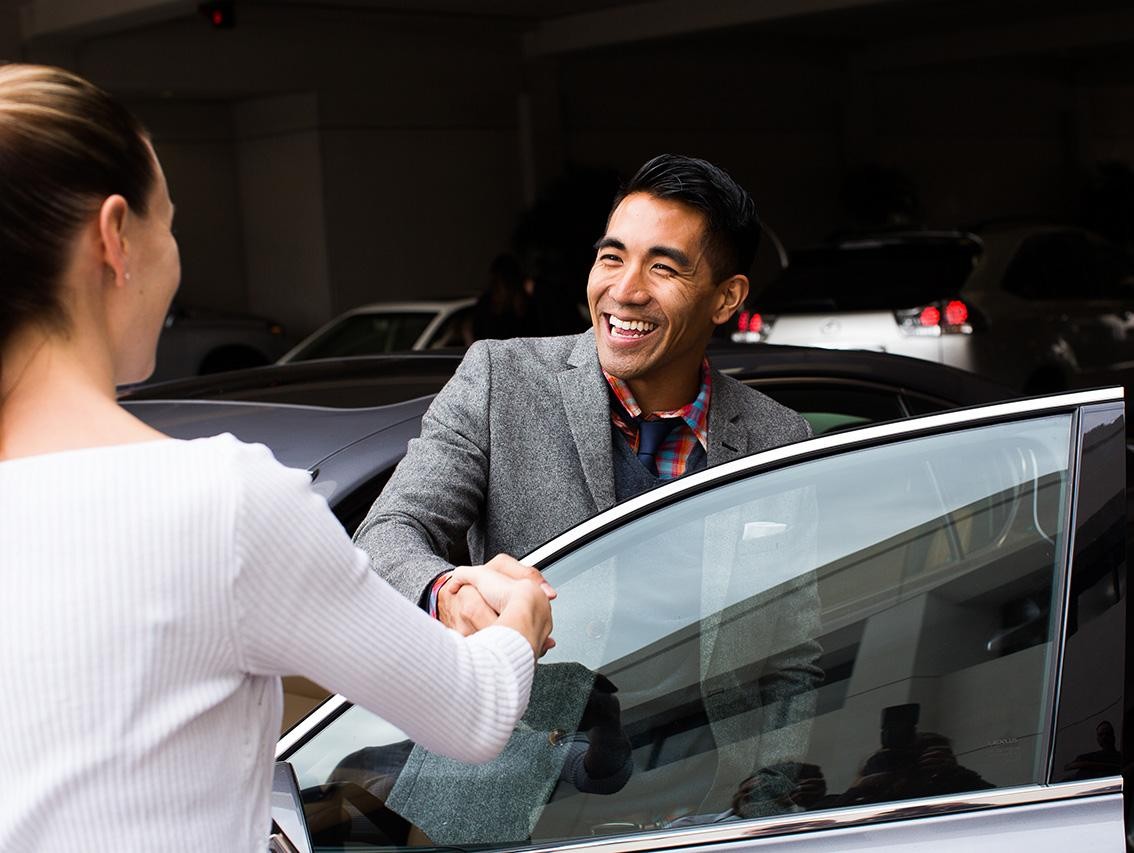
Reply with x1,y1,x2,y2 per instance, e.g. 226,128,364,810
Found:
478,332,589,374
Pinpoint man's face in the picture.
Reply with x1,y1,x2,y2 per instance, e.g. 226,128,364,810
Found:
587,192,746,396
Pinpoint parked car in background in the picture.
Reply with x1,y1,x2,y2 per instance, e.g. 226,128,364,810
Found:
148,302,289,383
735,225,1134,395
278,298,476,363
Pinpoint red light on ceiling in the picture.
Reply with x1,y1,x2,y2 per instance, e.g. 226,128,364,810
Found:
199,1,235,28
944,300,969,326
919,305,941,326
749,312,763,334
737,311,750,332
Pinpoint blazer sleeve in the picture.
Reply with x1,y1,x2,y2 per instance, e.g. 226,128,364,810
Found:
353,340,494,604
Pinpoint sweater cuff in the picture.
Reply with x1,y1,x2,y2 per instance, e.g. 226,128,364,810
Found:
466,624,536,712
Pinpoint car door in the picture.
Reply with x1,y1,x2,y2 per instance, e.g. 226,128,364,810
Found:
275,389,1127,853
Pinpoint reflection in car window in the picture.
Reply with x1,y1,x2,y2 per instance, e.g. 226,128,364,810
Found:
286,415,1073,849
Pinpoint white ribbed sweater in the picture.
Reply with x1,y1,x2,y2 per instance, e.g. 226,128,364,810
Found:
0,435,534,852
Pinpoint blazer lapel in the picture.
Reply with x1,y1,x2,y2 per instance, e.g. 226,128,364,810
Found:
558,330,616,512
706,368,750,466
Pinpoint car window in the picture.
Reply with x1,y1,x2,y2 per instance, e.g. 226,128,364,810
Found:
426,306,474,349
285,413,1074,850
295,312,436,359
748,381,908,435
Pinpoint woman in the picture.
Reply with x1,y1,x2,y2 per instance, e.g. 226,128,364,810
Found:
0,64,553,850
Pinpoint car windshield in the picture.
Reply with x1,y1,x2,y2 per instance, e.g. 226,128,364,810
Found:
295,312,436,359
754,237,981,313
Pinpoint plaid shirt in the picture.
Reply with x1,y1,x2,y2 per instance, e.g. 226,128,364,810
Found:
605,359,712,481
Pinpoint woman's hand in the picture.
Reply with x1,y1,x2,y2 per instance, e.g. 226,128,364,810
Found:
449,556,555,658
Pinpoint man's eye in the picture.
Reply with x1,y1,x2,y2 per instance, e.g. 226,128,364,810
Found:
599,253,621,263
652,263,677,275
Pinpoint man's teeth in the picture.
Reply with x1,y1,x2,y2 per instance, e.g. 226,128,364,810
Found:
609,315,657,333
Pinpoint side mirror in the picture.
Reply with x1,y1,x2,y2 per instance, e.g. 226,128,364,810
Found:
269,761,313,853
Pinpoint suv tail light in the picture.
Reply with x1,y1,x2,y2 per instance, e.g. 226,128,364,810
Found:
896,299,975,336
732,310,776,343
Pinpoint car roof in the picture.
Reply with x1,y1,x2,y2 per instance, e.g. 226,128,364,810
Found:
334,297,476,315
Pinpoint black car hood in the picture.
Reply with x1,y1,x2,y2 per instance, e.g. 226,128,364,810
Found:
122,397,432,472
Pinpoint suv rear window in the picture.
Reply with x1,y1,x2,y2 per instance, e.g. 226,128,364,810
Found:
754,237,981,313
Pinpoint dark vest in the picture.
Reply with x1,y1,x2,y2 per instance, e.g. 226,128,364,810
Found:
611,424,708,502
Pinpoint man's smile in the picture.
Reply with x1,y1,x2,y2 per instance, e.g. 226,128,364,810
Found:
605,312,659,341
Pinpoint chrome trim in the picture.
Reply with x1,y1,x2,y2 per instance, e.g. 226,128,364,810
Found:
276,694,350,757
501,779,1123,853
1043,408,1087,782
523,387,1123,567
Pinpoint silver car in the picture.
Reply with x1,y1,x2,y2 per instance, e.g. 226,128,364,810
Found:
263,387,1128,853
278,298,476,363
735,225,1134,394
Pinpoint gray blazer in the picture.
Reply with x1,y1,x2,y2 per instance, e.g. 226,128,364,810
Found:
355,331,823,843
355,329,812,600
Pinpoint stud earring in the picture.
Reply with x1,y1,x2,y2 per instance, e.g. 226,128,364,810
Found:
125,272,131,281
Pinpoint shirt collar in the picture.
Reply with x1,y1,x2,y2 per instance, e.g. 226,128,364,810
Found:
603,359,712,449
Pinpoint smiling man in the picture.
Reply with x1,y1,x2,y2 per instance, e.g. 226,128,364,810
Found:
353,154,819,838
356,153,811,626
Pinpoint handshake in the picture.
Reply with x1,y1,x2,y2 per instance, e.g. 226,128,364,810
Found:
445,554,557,658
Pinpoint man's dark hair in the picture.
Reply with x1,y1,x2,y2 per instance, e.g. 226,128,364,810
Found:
611,153,761,281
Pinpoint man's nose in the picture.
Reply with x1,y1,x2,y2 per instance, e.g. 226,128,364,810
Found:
607,264,649,304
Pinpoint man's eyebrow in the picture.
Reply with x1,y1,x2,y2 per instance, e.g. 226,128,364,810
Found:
594,237,626,252
648,245,693,269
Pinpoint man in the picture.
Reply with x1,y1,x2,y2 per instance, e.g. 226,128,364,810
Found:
357,154,810,614
354,154,820,841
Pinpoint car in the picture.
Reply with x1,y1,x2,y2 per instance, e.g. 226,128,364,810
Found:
265,387,1127,853
734,225,1134,395
277,298,477,364
120,353,1127,851
148,302,290,382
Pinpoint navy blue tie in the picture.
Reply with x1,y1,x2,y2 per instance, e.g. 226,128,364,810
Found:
636,417,680,476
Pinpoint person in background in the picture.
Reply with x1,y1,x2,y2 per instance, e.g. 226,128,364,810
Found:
0,63,552,852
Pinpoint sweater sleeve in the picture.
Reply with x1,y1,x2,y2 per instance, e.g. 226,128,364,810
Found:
227,440,534,765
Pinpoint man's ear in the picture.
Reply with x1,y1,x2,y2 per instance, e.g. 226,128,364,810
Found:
712,275,750,325
98,195,130,287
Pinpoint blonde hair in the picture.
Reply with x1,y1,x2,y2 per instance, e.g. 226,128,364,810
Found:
0,63,154,352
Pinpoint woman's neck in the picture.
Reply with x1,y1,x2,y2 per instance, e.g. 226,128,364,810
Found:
0,326,154,461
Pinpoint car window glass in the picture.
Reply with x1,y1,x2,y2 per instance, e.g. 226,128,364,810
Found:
427,306,473,349
286,414,1073,850
297,313,435,359
748,382,907,435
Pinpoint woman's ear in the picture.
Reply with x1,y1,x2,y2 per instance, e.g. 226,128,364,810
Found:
98,195,130,287
713,275,750,325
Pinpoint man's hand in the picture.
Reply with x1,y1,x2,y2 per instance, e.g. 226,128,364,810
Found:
446,554,557,657
441,554,556,642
